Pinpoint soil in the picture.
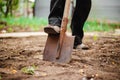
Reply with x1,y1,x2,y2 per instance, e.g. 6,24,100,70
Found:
0,32,120,80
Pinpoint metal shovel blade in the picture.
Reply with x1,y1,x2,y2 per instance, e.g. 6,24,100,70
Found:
43,34,59,61
43,34,74,63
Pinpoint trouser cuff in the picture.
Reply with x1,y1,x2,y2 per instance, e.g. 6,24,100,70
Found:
49,17,61,27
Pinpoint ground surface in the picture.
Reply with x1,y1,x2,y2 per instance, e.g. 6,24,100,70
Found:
0,32,120,80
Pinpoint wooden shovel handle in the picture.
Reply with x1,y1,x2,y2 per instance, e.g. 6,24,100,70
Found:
56,0,71,59
61,0,71,32
60,0,71,44
63,0,71,19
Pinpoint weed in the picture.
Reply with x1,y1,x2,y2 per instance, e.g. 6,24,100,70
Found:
0,75,2,80
21,65,37,75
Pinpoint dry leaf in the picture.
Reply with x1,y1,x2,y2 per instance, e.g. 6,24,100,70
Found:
11,70,17,74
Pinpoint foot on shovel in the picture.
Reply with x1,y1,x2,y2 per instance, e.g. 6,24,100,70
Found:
44,25,60,34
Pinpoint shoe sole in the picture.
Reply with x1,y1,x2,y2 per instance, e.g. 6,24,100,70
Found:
44,27,59,34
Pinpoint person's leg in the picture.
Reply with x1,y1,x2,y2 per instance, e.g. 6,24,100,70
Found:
71,0,91,49
44,0,65,34
48,0,65,27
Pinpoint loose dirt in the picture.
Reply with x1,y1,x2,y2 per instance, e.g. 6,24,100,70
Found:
0,32,120,80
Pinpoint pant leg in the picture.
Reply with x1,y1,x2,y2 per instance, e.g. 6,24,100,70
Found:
71,0,91,46
48,0,65,27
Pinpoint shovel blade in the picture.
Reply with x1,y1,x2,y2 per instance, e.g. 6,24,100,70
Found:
43,34,59,61
56,35,74,63
43,34,74,63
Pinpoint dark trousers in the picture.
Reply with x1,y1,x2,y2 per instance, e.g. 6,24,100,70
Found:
48,0,91,46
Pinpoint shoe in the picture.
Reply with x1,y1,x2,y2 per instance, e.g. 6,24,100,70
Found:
44,25,60,34
74,43,89,50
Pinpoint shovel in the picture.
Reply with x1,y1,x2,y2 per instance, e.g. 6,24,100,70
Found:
43,0,74,63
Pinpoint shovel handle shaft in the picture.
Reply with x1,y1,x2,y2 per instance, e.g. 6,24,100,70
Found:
61,18,68,33
63,0,71,18
61,0,71,32
56,0,71,59
60,0,71,46
61,0,71,30
60,0,71,40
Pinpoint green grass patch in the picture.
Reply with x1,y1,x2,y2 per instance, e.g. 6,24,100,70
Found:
0,17,120,32
84,20,120,32
1,17,48,31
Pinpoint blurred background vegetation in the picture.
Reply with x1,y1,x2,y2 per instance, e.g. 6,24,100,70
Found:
0,0,120,33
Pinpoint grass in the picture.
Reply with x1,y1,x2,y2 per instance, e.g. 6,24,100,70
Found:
84,19,120,32
0,17,120,32
1,17,48,31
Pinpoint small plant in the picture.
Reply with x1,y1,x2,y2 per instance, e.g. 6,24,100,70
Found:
0,25,4,30
0,75,2,80
7,27,13,32
21,65,36,75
